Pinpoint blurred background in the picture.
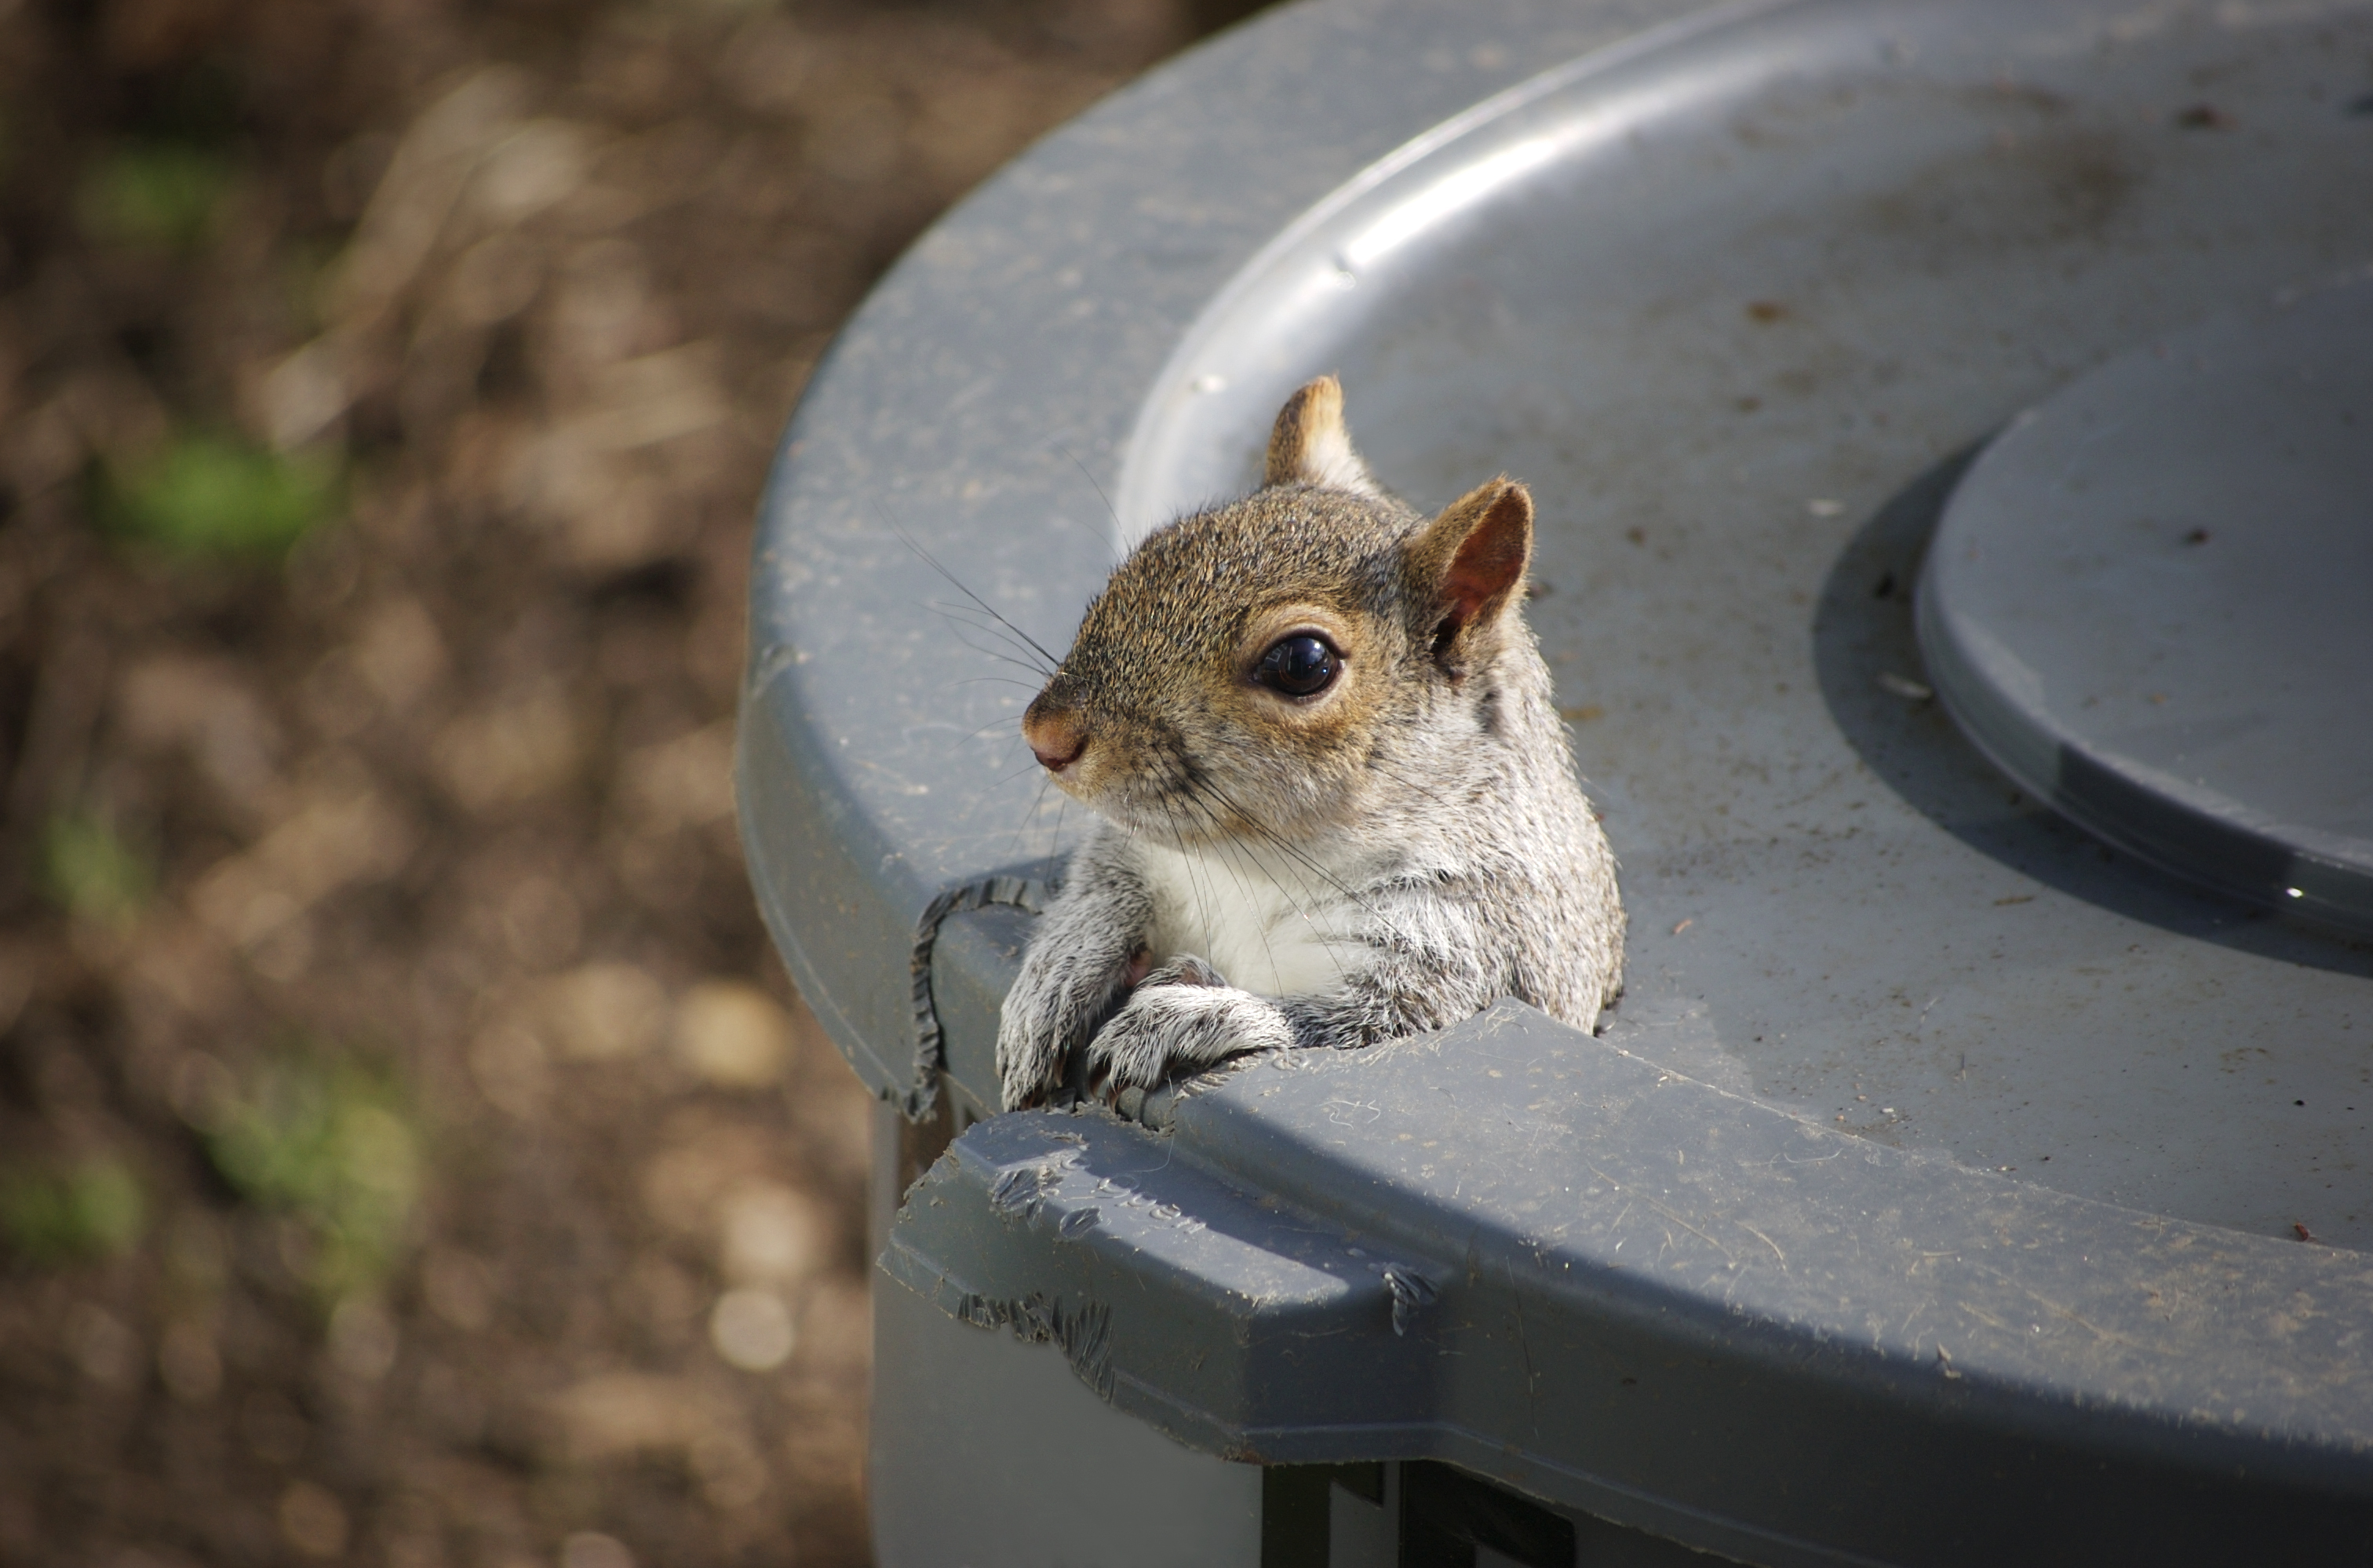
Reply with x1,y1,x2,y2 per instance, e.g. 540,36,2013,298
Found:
0,1,1266,1563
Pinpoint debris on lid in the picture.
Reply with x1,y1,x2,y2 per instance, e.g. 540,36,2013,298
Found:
1877,671,1934,701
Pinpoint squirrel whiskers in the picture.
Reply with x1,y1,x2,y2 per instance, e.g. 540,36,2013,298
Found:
996,376,1625,1110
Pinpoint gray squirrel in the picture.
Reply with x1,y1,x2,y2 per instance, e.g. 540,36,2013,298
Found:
995,376,1624,1111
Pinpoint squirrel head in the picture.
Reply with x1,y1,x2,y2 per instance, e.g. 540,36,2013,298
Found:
1022,376,1539,845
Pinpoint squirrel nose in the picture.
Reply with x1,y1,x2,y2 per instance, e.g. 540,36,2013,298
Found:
1023,709,1088,773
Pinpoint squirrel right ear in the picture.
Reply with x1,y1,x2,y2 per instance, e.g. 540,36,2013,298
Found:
1406,477,1533,677
1264,375,1380,495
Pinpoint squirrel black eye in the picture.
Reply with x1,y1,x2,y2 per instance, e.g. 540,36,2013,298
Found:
1254,633,1340,698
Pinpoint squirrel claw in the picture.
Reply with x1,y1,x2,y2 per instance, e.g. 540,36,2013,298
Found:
1137,954,1227,990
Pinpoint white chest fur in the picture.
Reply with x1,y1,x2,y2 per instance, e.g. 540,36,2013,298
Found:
1132,837,1362,1000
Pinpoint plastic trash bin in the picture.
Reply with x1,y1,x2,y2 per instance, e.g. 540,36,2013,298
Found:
736,1,2373,1562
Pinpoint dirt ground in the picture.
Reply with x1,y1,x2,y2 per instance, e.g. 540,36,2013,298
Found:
0,2,1260,1563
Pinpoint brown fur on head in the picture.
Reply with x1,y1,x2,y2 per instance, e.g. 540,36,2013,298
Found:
1021,375,1536,845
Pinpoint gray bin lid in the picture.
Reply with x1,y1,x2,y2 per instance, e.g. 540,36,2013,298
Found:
737,0,2373,1560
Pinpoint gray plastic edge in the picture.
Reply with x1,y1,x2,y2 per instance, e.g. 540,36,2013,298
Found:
886,1003,2373,1565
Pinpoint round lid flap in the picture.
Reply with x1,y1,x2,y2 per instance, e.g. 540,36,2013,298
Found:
1919,277,2373,933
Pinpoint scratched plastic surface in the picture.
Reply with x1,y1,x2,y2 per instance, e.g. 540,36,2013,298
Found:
888,1005,2373,1564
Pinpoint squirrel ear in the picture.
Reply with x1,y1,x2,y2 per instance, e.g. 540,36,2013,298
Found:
1264,375,1380,494
1408,478,1533,673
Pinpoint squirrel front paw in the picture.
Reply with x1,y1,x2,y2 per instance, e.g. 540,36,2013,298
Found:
997,944,1139,1110
1084,956,1292,1099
